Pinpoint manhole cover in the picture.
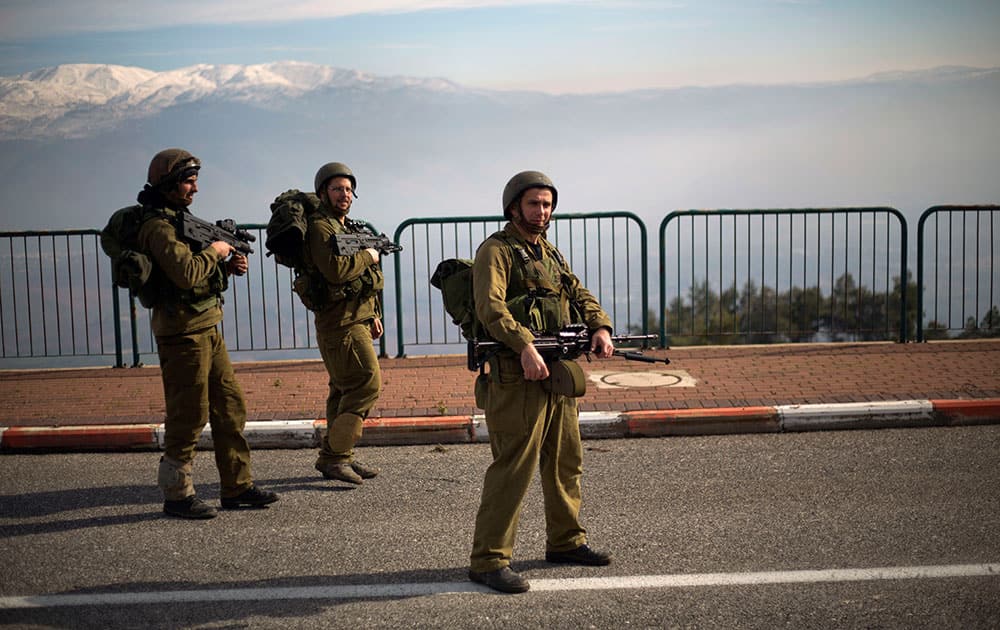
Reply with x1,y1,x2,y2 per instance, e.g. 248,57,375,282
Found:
588,370,696,389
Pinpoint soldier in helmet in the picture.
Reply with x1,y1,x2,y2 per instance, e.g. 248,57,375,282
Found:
305,162,384,485
468,170,614,593
135,148,278,519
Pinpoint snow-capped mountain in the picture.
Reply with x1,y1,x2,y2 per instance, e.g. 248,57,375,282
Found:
0,61,466,140
0,62,997,235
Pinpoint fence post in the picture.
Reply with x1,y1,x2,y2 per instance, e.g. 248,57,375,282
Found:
128,292,142,367
111,285,125,368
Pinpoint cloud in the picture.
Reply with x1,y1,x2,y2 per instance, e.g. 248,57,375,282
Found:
0,0,604,40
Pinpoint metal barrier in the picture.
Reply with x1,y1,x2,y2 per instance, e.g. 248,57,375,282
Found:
916,205,1000,341
392,213,651,358
117,222,392,366
658,209,908,345
115,224,324,367
11,204,1000,365
0,230,122,366
0,221,397,368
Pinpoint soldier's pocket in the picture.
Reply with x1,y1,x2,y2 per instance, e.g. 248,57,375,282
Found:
474,373,490,410
484,362,535,435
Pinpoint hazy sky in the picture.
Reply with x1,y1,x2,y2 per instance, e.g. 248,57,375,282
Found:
1,0,999,93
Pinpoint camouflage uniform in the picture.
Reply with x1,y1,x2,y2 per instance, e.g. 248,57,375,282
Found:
303,200,383,467
469,223,612,573
136,208,254,502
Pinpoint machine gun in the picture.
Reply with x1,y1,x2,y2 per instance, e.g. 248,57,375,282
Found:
178,213,256,255
331,220,403,256
466,323,669,372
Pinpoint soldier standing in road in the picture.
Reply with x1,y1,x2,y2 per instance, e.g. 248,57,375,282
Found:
468,171,615,593
131,148,278,519
305,162,384,485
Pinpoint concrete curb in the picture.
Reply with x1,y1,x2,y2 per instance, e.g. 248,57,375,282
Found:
1,399,998,452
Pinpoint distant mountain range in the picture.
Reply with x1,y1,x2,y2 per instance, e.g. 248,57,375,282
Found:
0,62,470,140
0,62,997,232
3,62,996,142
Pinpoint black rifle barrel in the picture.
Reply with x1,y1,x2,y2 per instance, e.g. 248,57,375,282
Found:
179,213,255,255
331,232,403,256
467,332,668,371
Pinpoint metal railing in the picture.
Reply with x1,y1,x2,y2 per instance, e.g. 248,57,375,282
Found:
0,222,396,368
658,208,909,345
112,222,392,367
392,213,650,357
916,205,1000,341
116,224,324,367
0,230,121,365
6,203,1000,366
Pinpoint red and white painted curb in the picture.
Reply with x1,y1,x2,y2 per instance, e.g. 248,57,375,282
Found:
1,399,998,452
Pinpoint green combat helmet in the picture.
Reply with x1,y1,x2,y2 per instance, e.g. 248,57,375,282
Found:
147,148,201,189
502,170,558,218
314,162,357,198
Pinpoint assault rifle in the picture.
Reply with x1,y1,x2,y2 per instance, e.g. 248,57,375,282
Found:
331,220,403,256
178,212,256,255
467,323,669,372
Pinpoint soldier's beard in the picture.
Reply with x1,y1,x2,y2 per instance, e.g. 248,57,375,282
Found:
324,196,352,220
513,213,549,235
163,188,193,209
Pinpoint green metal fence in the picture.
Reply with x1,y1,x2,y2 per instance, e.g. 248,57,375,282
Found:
7,204,1000,367
658,208,909,345
916,205,1000,341
108,224,322,368
108,222,391,367
0,223,391,368
0,229,123,366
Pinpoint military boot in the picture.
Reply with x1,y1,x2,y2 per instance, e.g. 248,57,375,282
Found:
163,495,217,519
545,544,611,566
221,485,279,509
316,461,363,485
468,567,530,594
350,460,380,479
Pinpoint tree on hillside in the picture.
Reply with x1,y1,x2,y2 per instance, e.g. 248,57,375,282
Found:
659,271,921,344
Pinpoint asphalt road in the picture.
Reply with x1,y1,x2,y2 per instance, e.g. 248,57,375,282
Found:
2,426,998,629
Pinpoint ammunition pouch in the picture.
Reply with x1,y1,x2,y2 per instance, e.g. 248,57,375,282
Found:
292,270,327,311
506,290,563,334
331,265,384,301
142,263,226,312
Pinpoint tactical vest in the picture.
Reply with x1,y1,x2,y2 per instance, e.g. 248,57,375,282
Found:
144,207,228,313
322,215,384,301
490,230,580,334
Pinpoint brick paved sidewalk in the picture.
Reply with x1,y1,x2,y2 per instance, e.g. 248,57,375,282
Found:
2,340,998,428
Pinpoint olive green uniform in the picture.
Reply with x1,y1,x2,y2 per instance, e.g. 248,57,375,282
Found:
136,208,254,501
469,223,612,573
303,202,383,466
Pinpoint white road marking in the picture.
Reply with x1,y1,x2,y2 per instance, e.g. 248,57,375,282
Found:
1,563,996,609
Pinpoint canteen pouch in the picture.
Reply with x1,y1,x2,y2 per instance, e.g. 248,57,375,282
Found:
542,359,587,398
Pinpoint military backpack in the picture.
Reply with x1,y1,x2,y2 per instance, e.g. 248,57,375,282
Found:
100,204,161,307
265,189,329,310
430,258,481,340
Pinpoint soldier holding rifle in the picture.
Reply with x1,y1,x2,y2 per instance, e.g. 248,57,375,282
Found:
468,170,618,593
305,162,387,485
131,148,278,519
